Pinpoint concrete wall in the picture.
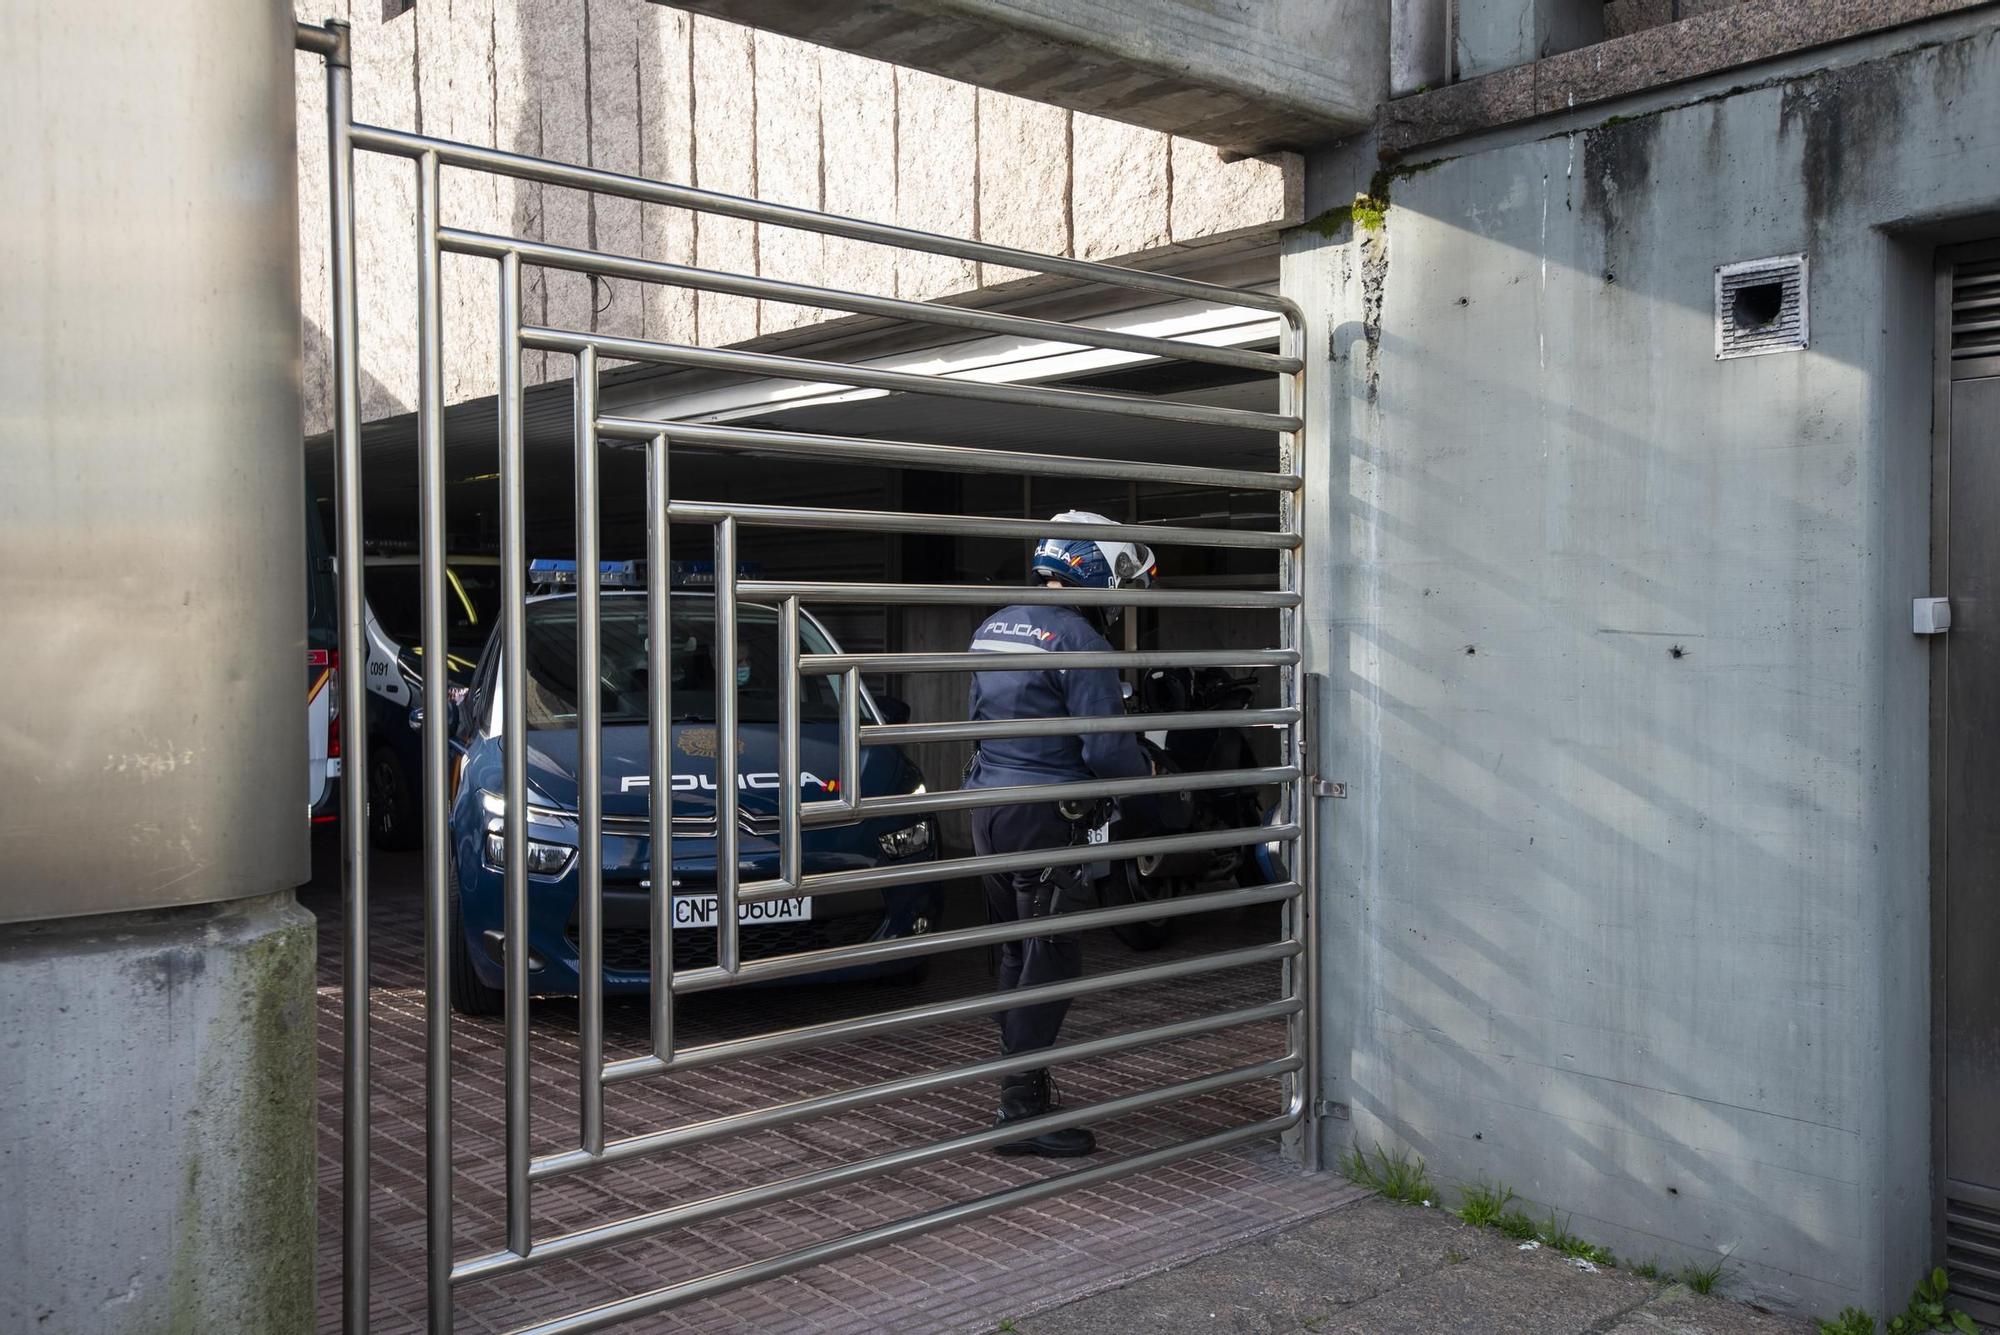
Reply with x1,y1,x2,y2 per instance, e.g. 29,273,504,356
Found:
294,0,1302,436
1295,16,2000,1319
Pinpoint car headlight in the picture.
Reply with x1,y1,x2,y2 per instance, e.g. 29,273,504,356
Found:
477,791,577,877
484,829,577,877
877,821,931,860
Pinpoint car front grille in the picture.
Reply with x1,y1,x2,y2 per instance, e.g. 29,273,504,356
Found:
599,811,783,839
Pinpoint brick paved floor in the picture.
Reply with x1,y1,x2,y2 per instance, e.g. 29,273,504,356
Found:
303,831,1358,1333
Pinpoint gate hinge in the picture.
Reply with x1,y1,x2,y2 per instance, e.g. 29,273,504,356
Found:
1312,780,1347,799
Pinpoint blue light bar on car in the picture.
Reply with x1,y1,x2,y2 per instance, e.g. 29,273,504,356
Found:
527,559,645,589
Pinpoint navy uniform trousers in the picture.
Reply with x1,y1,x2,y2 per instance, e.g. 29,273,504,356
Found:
971,798,1089,1056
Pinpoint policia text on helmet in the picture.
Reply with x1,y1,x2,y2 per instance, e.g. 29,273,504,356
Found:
964,512,1158,1157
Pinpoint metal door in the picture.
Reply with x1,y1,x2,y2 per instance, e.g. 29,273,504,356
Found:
297,21,1317,1334
1937,241,2000,1321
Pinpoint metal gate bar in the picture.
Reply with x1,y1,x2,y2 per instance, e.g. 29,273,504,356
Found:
525,326,1295,432
595,936,1299,1086
529,991,1302,1181
299,19,1315,1334
594,414,1294,490
533,1116,1299,1335
642,431,673,1063
344,121,1300,317
440,228,1296,375
461,1052,1299,1285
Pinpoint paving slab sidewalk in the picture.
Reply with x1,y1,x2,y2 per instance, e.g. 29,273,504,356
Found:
1000,1196,1815,1335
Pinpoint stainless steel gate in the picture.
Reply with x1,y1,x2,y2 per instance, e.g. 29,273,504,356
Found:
299,20,1316,1333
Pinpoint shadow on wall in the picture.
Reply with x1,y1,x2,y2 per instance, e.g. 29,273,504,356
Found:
303,317,409,429
1312,26,2000,1306
1326,264,1873,1286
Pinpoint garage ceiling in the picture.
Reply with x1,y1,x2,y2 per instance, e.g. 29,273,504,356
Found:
308,355,1282,557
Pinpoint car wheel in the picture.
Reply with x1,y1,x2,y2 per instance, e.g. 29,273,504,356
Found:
368,746,420,852
448,856,505,1017
1103,862,1176,951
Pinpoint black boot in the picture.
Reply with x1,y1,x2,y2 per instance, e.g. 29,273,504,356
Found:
994,1070,1096,1157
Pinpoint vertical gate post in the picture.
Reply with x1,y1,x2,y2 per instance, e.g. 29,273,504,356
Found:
0,2,317,1331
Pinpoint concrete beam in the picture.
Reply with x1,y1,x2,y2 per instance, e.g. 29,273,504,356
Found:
650,0,1384,154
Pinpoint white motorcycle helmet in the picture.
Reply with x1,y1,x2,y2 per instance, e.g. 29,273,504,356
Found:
1029,510,1157,591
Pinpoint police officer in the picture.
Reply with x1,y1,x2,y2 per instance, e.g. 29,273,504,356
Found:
966,511,1157,1157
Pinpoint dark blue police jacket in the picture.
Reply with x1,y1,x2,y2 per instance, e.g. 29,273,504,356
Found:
964,603,1150,790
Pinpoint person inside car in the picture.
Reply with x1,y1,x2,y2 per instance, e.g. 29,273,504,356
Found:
965,511,1157,1157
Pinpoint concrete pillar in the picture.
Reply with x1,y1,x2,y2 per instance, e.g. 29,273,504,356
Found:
1391,0,1453,95
0,0,317,1328
0,895,319,1333
1456,0,1604,77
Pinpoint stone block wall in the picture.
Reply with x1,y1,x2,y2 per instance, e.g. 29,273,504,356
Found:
294,0,1302,434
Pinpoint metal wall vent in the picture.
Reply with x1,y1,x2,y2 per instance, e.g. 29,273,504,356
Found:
1715,254,1808,359
1951,255,2000,380
1945,1195,2000,1319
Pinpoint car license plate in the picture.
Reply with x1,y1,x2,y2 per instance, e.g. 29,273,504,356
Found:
670,894,812,930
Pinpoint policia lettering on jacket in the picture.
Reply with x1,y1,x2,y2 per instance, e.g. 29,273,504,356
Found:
965,511,1158,1158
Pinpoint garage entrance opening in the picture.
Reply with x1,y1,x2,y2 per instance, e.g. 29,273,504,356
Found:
300,20,1318,1333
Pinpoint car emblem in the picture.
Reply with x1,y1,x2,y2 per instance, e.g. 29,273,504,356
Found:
676,727,747,759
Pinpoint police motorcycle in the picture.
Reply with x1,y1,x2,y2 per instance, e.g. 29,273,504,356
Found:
1081,665,1273,950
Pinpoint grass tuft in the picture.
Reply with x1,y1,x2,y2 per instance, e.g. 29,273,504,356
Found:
1630,1258,1663,1281
1680,1255,1729,1295
1818,1308,1877,1335
1338,1143,1435,1206
1537,1211,1615,1265
1538,1210,1585,1254
1457,1181,1516,1228
1450,1180,1616,1266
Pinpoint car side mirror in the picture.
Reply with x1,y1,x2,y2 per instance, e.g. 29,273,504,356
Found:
875,695,913,725
410,700,462,733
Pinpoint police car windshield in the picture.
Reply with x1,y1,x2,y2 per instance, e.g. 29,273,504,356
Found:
368,564,502,656
519,596,845,728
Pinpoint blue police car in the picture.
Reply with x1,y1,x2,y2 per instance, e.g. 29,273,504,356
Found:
445,561,942,1014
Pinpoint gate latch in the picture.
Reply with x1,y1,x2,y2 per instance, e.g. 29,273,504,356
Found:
1301,672,1346,798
